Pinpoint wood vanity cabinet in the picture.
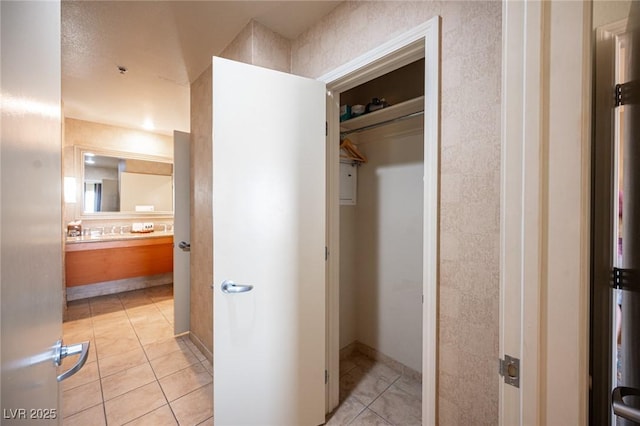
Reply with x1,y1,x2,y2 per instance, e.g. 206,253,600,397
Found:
65,236,173,287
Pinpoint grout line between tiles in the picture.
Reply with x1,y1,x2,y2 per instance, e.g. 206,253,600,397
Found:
339,350,420,426
343,403,367,426
88,299,109,425
119,287,180,425
147,291,181,426
197,417,214,426
63,285,182,425
120,403,170,426
169,380,212,405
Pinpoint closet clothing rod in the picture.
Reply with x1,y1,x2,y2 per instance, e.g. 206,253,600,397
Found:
340,110,424,136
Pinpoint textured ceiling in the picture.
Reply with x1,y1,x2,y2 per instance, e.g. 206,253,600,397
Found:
62,1,340,135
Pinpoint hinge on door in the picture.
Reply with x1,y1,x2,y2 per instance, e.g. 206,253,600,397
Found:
498,354,520,388
325,369,328,384
615,84,624,107
326,121,328,136
325,246,329,261
615,82,638,107
611,267,636,291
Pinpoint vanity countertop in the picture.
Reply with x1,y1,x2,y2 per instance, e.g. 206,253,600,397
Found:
66,230,174,244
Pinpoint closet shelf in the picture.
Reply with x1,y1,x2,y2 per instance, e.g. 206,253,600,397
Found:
340,96,425,135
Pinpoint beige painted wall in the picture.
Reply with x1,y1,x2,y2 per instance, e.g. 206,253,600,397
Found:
64,118,172,156
190,64,214,356
593,0,631,28
343,127,424,373
221,19,291,73
292,2,501,424
191,2,500,423
120,172,173,212
220,21,253,64
339,205,358,348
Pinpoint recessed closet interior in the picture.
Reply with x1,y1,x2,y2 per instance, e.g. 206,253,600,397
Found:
338,58,425,375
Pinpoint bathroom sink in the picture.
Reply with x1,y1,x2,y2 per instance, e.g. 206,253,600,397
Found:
66,230,173,244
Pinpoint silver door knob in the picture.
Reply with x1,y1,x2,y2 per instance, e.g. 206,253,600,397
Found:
54,339,90,382
613,386,640,423
221,280,254,294
178,241,190,252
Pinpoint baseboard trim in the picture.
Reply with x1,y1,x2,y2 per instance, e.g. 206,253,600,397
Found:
66,273,173,301
188,331,213,364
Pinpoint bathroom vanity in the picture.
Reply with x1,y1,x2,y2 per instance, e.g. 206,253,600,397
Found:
65,233,173,296
62,139,176,300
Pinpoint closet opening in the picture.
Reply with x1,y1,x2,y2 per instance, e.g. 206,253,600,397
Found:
321,17,440,425
333,58,425,424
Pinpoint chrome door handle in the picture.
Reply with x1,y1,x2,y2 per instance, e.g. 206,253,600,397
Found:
178,241,190,252
221,280,253,294
54,339,90,382
613,386,640,423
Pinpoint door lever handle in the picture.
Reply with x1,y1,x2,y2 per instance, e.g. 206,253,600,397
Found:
54,339,90,382
221,280,254,294
178,241,190,252
612,386,640,423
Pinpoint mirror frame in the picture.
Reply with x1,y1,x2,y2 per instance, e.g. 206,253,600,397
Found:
74,145,174,220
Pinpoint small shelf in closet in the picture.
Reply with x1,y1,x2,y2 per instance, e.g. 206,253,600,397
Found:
339,96,424,136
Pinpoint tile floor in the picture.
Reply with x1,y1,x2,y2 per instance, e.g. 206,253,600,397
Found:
62,284,420,425
328,351,422,426
61,284,213,425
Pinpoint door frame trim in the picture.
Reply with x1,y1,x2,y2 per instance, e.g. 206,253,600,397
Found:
500,2,543,423
318,17,441,423
500,1,592,424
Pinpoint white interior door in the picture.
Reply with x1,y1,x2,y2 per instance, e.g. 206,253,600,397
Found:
212,57,326,425
173,130,190,334
1,1,64,422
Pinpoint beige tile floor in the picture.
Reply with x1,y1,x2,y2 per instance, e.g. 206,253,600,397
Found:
328,352,422,426
61,284,213,425
62,284,420,425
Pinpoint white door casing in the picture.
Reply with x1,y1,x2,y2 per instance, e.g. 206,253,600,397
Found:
324,89,340,414
0,1,63,422
500,1,591,424
173,130,190,334
500,2,537,423
319,17,440,423
211,57,326,425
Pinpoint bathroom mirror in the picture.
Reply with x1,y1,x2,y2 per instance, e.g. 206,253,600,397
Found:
75,146,173,218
